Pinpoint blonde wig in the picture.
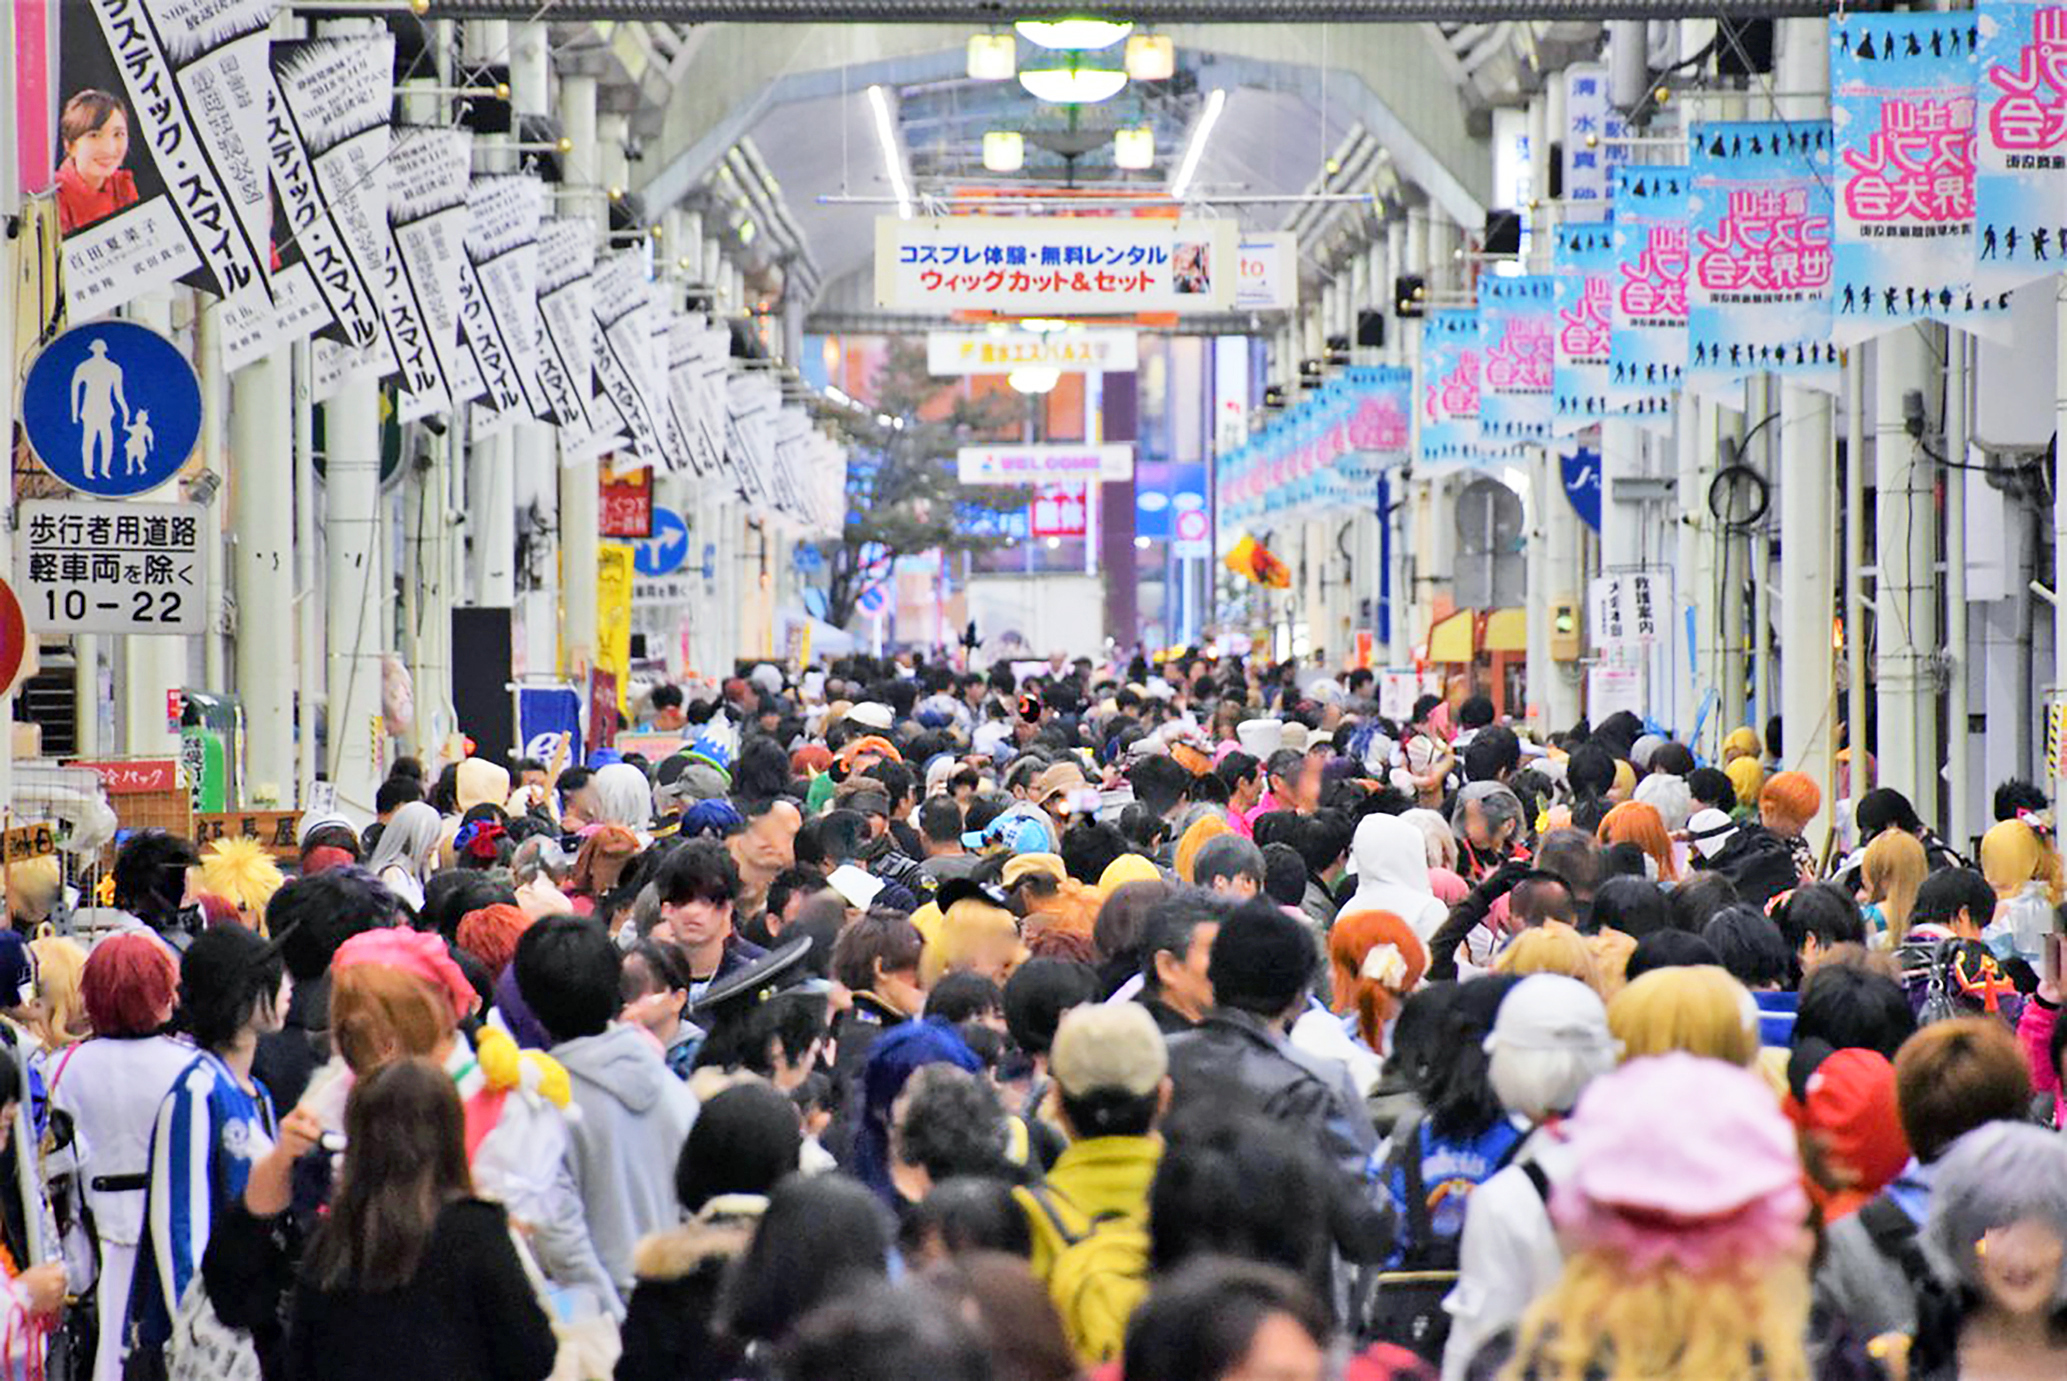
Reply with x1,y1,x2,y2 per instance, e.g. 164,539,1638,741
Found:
1606,965,1760,1068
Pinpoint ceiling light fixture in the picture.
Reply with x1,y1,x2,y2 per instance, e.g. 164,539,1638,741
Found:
968,32,1016,80
1018,63,1128,105
1015,18,1132,50
1009,366,1062,394
1124,33,1175,80
867,84,912,220
983,130,1026,172
1169,87,1225,200
1018,317,1073,333
1114,125,1154,170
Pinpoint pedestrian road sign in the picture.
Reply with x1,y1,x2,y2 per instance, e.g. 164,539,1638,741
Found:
20,322,202,498
17,499,205,635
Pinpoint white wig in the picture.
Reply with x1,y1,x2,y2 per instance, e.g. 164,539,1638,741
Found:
1400,808,1459,873
1633,772,1693,832
590,761,655,832
1923,1121,2067,1310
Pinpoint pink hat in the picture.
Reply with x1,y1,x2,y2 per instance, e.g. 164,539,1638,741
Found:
1551,1052,1805,1274
332,928,480,1023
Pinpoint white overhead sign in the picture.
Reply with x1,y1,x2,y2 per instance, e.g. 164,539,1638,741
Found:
18,499,205,635
926,329,1138,375
1235,234,1300,311
958,444,1135,485
878,217,1237,314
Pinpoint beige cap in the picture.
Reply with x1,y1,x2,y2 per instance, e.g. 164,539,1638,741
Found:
1050,1002,1168,1098
1031,760,1089,805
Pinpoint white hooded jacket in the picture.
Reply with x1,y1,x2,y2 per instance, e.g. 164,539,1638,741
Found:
1345,813,1452,942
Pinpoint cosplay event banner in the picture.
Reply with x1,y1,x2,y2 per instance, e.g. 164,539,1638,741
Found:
592,249,671,472
389,128,475,424
1608,165,1688,424
1974,0,2067,294
1833,11,2004,341
58,0,274,319
533,218,605,453
1553,222,1616,433
1687,120,1838,395
1419,309,1483,469
1478,275,1556,451
453,174,546,432
650,282,699,476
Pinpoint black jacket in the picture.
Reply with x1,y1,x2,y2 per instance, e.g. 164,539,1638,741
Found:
616,1201,766,1381
1702,823,1799,910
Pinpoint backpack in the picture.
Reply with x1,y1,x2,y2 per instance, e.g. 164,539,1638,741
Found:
1903,937,2018,1026
1355,1117,1525,1365
1021,1184,1149,1365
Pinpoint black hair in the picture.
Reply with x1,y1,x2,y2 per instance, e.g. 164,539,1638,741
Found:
1687,766,1736,812
1600,841,1652,881
1669,870,1740,934
1995,778,2050,823
674,1083,801,1212
623,939,694,999
764,865,825,924
1214,751,1260,793
113,830,201,930
1422,973,1520,1141
1059,1086,1161,1139
1206,900,1315,1018
925,972,1003,1025
1589,876,1671,939
1773,883,1868,956
180,924,287,1051
730,738,794,806
1702,905,1795,989
773,1281,990,1381
892,1065,1015,1185
512,916,623,1043
815,810,872,866
650,684,684,711
1855,788,1925,842
1623,928,1723,981
1911,867,1998,931
375,776,425,815
298,823,364,865
1565,744,1616,800
1463,725,1522,782
1410,694,1442,724
419,871,517,942
1250,811,1302,852
1147,1116,1332,1290
1260,843,1307,908
917,796,964,847
723,1175,893,1346
1126,756,1194,817
898,1176,1031,1261
655,838,741,907
1140,888,1235,989
1649,741,1696,777
1058,822,1131,886
1001,958,1098,1058
1795,962,1917,1060
1123,1259,1331,1381
1509,873,1578,928
1458,695,1495,730
268,867,402,982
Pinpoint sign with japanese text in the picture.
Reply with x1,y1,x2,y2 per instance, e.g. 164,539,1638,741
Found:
389,128,474,422
1563,64,1629,220
17,499,203,635
1688,120,1838,393
1592,569,1675,650
650,288,698,477
1216,366,1409,527
1609,166,1689,423
1419,310,1482,468
1029,485,1089,539
1834,13,2000,340
193,810,303,859
1478,275,1556,450
598,465,654,539
1589,574,1626,647
57,0,274,320
534,217,605,454
958,444,1134,485
1234,234,1299,310
70,758,180,795
1974,0,2067,293
2,824,58,864
452,175,545,431
876,216,1237,314
925,329,1138,375
1553,222,1616,432
591,251,667,470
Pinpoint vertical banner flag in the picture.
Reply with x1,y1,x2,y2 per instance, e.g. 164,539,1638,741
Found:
1419,310,1482,467
1834,13,1998,339
1562,64,1629,220
692,325,736,485
667,316,713,477
57,0,274,319
389,128,473,423
1554,221,1616,431
1609,165,1690,422
455,175,545,432
649,286,698,474
269,36,399,395
592,251,667,469
1688,120,1838,392
533,218,604,456
1478,276,1556,450
1975,0,2067,293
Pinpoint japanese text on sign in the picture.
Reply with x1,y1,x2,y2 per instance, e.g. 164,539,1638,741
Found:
194,811,305,860
69,759,181,795
878,217,1235,313
926,330,1138,375
17,500,204,635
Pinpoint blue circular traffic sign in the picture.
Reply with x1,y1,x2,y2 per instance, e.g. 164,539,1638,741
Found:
635,506,690,577
20,321,202,498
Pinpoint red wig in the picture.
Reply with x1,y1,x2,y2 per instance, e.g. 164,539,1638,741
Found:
81,933,178,1036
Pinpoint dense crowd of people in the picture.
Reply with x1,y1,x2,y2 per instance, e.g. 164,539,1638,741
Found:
0,651,2061,1379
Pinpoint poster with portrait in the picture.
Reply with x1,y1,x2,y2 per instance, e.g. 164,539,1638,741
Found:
1553,221,1616,433
1478,275,1556,451
1418,309,1482,468
57,0,274,320
1608,165,1689,425
1832,12,2002,340
1687,120,1838,393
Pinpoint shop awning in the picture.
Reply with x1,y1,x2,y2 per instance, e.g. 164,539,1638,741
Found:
1483,608,1528,653
1427,609,1475,665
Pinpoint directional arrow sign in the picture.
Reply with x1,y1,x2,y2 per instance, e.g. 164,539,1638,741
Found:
634,506,690,578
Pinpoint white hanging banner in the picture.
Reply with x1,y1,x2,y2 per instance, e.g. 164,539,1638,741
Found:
727,373,782,508
876,216,1237,313
1234,234,1299,311
591,251,667,467
648,285,697,474
925,328,1139,375
454,174,544,433
692,327,735,485
389,127,473,423
534,217,607,456
667,316,714,477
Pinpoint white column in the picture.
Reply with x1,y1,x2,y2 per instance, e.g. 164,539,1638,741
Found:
194,297,228,691
121,293,186,756
293,343,319,803
230,350,294,804
1845,351,1870,812
324,383,386,817
1876,328,1938,813
559,73,601,682
510,19,557,673
1944,329,1973,856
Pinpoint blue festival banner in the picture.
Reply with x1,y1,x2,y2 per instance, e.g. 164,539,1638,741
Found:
1479,275,1556,450
1609,166,1688,423
1833,12,2001,341
1553,221,1616,433
1419,310,1482,467
1975,0,2067,294
1688,120,1838,393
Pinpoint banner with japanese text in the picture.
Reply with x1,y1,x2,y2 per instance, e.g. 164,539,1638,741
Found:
667,316,714,477
876,216,1237,314
1478,275,1555,450
649,285,697,474
1214,367,1409,528
58,0,274,320
1553,221,1615,432
453,175,544,433
532,218,604,454
1834,13,2000,341
1688,120,1837,393
1609,166,1689,423
591,250,667,470
1420,310,1482,468
388,128,472,423
926,328,1138,375
1562,64,1629,221
1975,0,2067,293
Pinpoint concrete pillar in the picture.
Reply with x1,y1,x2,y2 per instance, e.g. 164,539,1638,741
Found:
194,297,228,692
1944,329,1974,854
510,20,558,675
230,350,294,804
560,73,601,682
1876,328,1938,814
324,381,386,816
121,293,187,756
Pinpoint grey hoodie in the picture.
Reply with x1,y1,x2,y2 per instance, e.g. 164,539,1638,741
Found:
553,1023,700,1300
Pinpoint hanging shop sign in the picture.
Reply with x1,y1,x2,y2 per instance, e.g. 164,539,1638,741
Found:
1688,119,1838,392
598,465,655,540
20,320,201,498
57,0,273,320
1478,275,1556,451
1234,234,1299,311
877,216,1237,314
1553,222,1615,432
1974,0,2067,294
16,499,203,635
1833,13,1999,339
70,758,180,794
1609,165,1690,422
193,810,303,859
597,544,635,715
925,329,1139,375
389,127,474,422
1418,310,1482,468
957,444,1135,485
1029,485,1090,539
517,685,585,769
